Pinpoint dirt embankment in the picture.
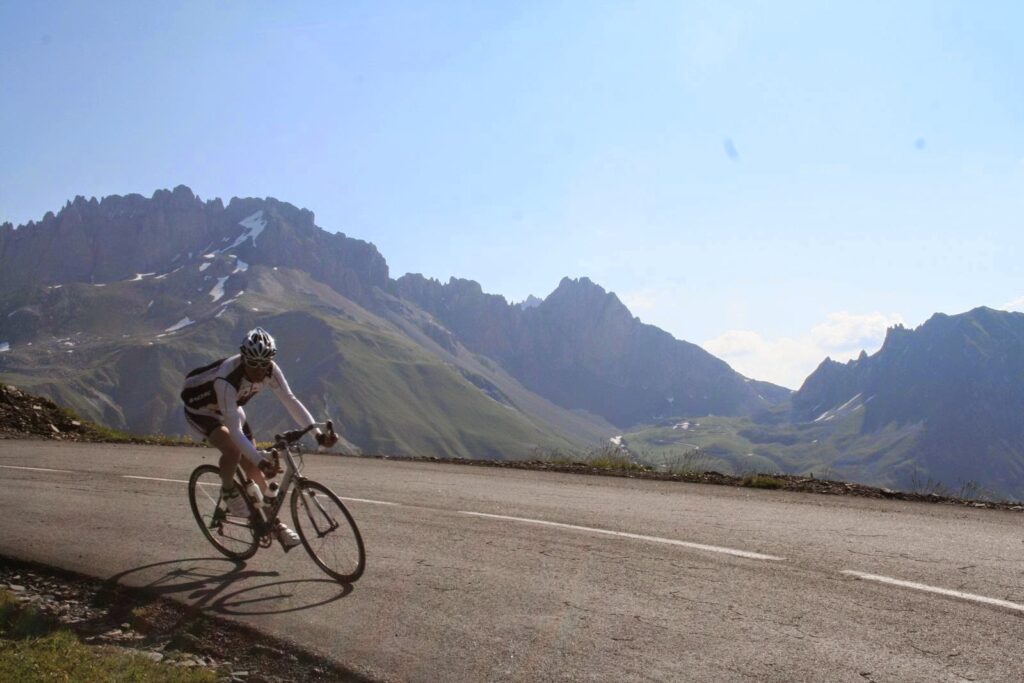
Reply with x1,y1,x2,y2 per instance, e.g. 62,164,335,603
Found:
0,384,92,440
0,384,190,445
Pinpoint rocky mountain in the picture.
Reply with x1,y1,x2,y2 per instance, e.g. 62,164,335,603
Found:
0,186,387,306
2,185,788,459
788,306,1024,496
620,307,1024,498
395,274,790,427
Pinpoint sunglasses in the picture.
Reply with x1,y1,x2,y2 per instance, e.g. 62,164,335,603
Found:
244,358,272,369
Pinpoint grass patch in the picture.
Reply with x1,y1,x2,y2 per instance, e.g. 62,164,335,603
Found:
0,630,217,682
659,449,714,476
0,591,54,639
741,474,784,490
585,446,649,473
1,591,214,682
530,446,578,465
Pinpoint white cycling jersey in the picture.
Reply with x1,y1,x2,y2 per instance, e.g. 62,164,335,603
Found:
181,354,316,464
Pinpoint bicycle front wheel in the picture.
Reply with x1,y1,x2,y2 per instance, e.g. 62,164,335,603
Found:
291,480,365,582
188,464,259,560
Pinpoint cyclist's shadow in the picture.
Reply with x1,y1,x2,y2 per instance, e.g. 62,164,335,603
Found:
100,557,353,617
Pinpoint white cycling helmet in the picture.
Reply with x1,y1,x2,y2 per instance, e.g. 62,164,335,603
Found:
240,327,277,365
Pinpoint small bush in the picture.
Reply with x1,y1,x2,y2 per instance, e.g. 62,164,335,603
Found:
741,474,783,489
586,446,648,473
661,449,711,475
129,605,159,634
0,590,53,638
530,447,577,465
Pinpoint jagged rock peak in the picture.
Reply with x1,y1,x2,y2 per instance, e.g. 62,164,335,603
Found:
518,295,542,310
544,276,632,319
227,195,315,227
446,277,485,296
152,185,197,202
552,276,604,294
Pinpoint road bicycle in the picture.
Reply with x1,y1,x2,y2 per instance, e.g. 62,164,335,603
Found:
187,421,365,583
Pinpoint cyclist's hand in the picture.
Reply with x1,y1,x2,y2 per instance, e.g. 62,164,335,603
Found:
316,431,339,448
257,449,280,477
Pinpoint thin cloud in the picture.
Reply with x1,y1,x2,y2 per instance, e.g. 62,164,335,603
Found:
1002,296,1024,312
704,311,904,389
810,311,904,351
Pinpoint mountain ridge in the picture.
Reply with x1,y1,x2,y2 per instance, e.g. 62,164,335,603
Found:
8,185,1021,498
2,185,785,459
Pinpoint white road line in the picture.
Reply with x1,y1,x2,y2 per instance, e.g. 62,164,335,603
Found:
123,475,188,484
0,464,73,474
842,570,1024,613
340,496,401,507
458,510,785,561
122,475,401,507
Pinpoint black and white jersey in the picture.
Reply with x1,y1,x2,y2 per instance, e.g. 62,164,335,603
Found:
180,355,316,463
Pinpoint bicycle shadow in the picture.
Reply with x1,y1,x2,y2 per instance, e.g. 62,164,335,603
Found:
99,556,353,618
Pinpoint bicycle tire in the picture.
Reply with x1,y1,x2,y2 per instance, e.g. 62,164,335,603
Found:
188,464,260,560
291,479,365,582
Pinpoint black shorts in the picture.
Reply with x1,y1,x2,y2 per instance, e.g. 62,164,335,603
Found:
184,409,253,442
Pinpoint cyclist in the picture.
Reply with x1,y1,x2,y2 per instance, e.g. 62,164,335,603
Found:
180,327,337,549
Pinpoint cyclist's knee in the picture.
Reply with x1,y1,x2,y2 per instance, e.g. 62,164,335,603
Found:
209,427,240,456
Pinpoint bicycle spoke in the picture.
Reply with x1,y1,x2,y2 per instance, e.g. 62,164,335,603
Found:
188,464,259,560
292,481,365,582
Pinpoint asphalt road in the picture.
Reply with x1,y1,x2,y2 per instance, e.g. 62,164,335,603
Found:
1,440,1023,682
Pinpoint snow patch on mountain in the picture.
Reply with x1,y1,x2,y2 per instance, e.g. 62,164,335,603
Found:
128,273,155,282
0,342,10,353
209,277,229,303
199,262,211,272
164,317,195,333
233,258,248,274
220,211,267,253
155,266,183,280
813,393,868,423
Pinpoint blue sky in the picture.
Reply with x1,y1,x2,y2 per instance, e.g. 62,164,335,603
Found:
2,1,1022,388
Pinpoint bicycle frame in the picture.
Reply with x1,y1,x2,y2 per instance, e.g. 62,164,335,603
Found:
235,422,325,542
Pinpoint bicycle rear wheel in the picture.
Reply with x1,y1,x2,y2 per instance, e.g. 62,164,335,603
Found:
188,464,259,560
291,480,365,582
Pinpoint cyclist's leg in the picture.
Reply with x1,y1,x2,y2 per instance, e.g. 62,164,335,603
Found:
207,426,245,489
208,424,268,492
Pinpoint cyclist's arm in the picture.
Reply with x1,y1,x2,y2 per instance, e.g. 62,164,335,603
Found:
267,362,322,436
214,378,264,463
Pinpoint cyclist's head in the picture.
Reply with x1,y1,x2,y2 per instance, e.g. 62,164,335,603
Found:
240,327,276,368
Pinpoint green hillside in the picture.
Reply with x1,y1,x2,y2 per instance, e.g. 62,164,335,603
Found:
0,260,589,460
